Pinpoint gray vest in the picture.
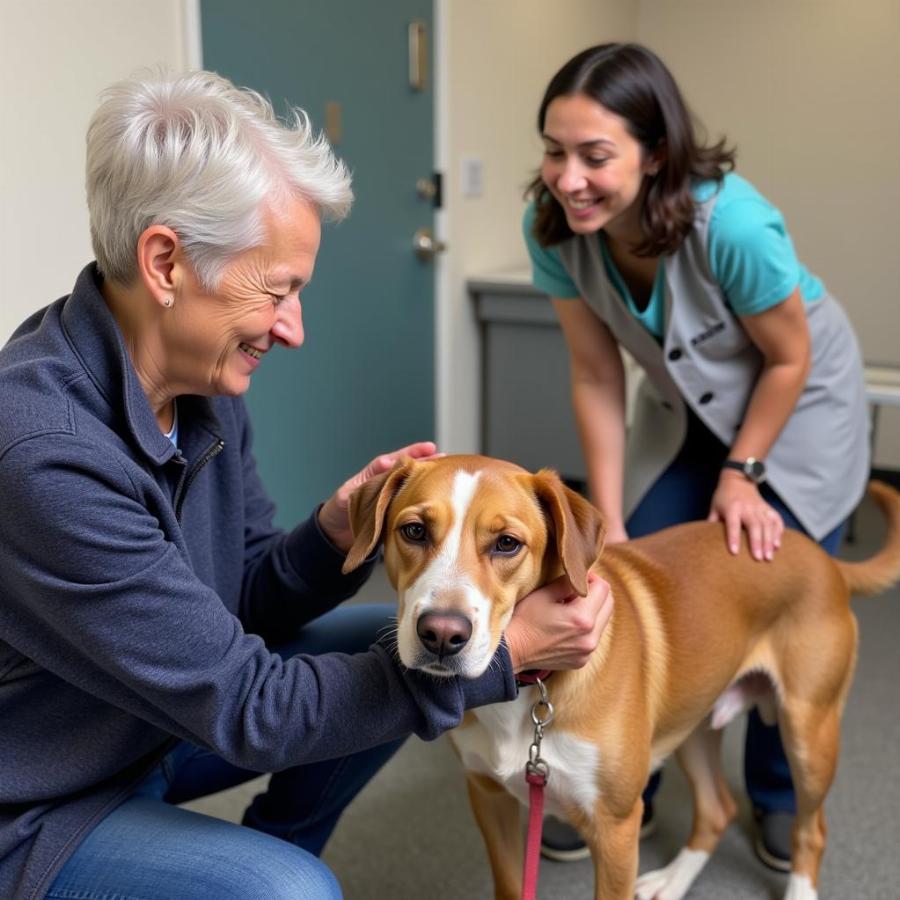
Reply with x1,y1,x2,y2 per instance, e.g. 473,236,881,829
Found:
558,192,869,540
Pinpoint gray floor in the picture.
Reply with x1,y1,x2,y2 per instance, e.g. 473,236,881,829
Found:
185,495,900,898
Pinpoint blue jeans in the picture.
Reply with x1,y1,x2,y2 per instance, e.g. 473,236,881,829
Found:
47,603,402,900
629,414,844,815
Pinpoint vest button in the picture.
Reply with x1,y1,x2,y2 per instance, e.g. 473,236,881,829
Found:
661,401,673,410
667,348,683,361
698,391,714,405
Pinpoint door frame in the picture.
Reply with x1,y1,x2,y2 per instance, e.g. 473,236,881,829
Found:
181,1,203,72
433,0,453,452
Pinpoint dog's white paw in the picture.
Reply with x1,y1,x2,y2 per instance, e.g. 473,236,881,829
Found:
634,848,709,900
783,873,818,900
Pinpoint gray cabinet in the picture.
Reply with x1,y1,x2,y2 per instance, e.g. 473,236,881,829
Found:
470,274,586,483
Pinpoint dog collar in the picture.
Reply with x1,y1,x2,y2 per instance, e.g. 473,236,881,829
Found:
516,669,553,686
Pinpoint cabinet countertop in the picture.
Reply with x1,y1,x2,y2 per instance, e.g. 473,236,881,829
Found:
467,268,539,295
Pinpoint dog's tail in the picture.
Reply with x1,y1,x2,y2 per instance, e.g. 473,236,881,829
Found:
836,481,900,596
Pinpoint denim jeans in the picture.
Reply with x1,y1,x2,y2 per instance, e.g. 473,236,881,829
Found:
628,413,844,815
47,603,402,900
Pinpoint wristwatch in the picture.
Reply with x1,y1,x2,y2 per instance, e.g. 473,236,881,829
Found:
722,457,766,484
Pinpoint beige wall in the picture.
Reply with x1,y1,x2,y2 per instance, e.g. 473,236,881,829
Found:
638,0,900,466
442,0,900,467
0,0,196,342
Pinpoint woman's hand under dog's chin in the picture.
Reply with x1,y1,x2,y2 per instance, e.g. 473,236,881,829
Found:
504,572,613,673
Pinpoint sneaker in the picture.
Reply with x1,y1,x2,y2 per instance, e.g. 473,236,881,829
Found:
753,810,793,873
540,803,656,862
539,815,590,862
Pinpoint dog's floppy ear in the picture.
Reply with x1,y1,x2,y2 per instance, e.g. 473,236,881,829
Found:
530,469,605,596
341,458,413,574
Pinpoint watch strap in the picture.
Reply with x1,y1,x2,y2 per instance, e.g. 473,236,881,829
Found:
722,457,766,484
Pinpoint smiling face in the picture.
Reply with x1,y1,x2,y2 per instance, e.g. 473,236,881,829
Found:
540,93,658,242
164,194,320,398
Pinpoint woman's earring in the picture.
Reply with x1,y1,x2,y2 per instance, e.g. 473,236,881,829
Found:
164,297,173,308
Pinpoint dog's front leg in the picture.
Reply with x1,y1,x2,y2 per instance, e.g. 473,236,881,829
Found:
465,771,523,900
581,801,642,900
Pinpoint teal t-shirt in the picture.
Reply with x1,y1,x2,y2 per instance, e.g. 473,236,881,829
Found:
523,173,824,338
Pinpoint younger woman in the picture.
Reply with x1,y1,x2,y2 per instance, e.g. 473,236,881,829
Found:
523,43,869,869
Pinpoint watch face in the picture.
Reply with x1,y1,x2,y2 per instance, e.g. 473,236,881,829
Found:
745,458,766,482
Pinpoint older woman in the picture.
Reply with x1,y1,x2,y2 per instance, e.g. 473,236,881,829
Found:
0,70,613,900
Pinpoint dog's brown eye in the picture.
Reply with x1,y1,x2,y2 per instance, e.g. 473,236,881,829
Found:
400,522,427,544
494,535,522,555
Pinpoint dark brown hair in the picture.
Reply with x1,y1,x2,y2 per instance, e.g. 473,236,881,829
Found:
528,43,735,256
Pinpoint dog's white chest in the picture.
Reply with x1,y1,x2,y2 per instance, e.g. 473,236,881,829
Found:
450,692,599,817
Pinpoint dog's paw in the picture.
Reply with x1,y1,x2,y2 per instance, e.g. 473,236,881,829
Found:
634,847,709,900
783,873,818,900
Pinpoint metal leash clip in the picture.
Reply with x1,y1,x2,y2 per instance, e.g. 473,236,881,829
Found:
525,676,554,782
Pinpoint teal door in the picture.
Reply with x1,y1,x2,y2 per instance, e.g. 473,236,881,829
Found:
201,1,436,526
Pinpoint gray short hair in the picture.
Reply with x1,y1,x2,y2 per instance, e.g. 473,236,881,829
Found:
86,68,353,288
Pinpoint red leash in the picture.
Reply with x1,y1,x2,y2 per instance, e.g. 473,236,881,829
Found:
523,770,547,900
518,672,554,900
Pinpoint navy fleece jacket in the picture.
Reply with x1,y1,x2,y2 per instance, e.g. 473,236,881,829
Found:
0,264,516,900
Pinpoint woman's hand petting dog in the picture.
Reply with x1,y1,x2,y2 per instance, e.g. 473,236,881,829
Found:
504,572,613,673
319,442,440,552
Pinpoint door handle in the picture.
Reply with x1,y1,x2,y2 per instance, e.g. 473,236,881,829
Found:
413,228,447,262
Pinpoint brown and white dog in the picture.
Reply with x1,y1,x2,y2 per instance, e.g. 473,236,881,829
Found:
342,455,900,900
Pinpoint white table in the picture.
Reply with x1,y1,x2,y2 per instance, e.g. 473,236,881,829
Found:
865,365,900,452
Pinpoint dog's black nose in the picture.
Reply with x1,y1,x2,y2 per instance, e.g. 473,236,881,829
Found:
416,611,472,659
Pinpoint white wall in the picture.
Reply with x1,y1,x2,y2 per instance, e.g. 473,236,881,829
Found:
441,0,899,467
0,0,196,341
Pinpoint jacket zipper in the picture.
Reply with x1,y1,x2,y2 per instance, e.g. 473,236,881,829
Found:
174,439,225,520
